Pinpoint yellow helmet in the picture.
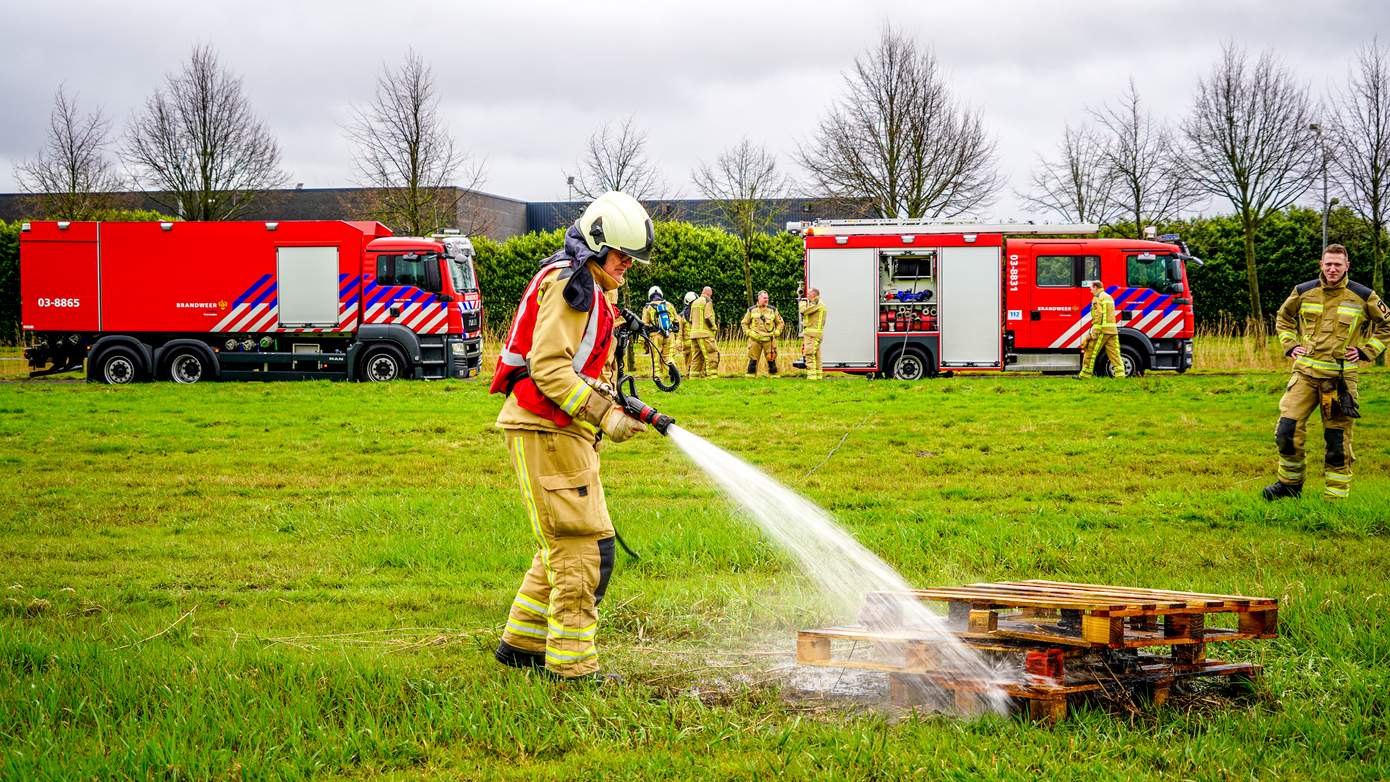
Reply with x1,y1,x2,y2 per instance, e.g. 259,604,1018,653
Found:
579,191,654,264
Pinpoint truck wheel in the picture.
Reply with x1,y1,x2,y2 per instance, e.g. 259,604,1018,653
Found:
360,345,406,382
165,349,209,384
888,347,932,381
94,347,143,385
1099,346,1145,377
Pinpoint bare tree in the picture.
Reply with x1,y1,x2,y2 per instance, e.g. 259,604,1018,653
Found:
564,116,663,202
345,50,485,236
15,85,124,219
1331,38,1390,296
692,138,794,305
1181,42,1317,325
797,26,1001,219
1093,79,1198,237
124,45,287,220
1019,124,1116,225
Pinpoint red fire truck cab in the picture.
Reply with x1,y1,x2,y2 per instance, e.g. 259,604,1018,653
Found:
20,220,484,383
793,220,1198,378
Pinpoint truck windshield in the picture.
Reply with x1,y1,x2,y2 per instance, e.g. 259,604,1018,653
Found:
1126,253,1184,294
449,255,477,291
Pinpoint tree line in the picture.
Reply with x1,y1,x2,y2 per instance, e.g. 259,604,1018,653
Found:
11,31,1390,324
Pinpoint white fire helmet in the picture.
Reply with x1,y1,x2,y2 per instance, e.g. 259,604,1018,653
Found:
648,285,663,300
683,291,698,305
578,191,654,264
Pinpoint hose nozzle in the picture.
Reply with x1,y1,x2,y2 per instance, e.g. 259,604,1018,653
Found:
623,395,674,435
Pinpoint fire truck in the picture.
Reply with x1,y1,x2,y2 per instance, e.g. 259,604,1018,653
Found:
19,220,484,383
791,220,1198,378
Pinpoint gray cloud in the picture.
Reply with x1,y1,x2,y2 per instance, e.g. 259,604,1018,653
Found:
2,0,1386,219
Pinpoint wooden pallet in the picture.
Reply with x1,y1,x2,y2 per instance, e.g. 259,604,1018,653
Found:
861,580,1277,667
798,580,1275,723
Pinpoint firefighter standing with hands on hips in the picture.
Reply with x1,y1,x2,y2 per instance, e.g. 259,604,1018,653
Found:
1078,280,1125,378
1264,244,1390,501
798,288,826,380
687,286,720,377
640,286,678,378
489,191,655,681
741,290,785,375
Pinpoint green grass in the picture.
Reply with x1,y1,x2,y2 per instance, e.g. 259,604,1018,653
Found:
2,372,1388,780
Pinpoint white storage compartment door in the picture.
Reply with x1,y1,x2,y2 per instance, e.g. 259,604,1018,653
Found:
807,247,876,366
939,245,1002,368
276,246,340,327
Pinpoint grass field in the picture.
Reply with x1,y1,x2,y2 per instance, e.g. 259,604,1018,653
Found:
3,368,1389,779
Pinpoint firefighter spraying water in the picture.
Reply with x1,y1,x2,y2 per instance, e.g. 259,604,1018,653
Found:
489,192,1006,712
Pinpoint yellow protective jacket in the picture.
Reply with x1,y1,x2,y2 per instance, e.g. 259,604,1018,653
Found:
688,294,717,339
496,261,621,439
741,305,785,342
1275,273,1390,379
799,298,826,337
1090,291,1118,335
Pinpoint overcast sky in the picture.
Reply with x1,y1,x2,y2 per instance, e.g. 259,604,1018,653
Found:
2,0,1385,221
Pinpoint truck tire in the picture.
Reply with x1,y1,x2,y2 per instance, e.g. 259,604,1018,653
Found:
1098,345,1146,377
888,347,932,381
93,346,143,385
165,348,210,384
360,344,407,382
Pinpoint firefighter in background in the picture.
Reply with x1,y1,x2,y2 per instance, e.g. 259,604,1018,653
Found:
1264,244,1390,501
799,288,826,380
677,291,698,374
741,290,785,375
688,286,720,377
640,286,678,378
490,191,654,680
1078,280,1124,378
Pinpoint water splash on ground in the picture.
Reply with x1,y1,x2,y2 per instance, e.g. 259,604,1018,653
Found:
667,424,1012,717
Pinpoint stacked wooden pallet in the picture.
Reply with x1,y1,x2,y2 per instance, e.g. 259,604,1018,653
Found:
796,580,1277,723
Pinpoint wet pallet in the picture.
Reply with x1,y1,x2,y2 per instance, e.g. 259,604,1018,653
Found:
862,580,1278,663
798,580,1276,723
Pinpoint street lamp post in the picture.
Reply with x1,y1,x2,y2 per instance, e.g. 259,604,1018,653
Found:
1310,122,1329,249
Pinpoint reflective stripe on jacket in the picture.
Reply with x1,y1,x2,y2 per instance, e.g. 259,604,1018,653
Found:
689,295,716,338
1091,291,1118,335
799,298,826,337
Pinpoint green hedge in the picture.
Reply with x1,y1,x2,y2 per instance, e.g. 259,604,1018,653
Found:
474,221,805,332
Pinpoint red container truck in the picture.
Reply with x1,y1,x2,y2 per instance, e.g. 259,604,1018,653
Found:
20,219,484,383
792,219,1200,378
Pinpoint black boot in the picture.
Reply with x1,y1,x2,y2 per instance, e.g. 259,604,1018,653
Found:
767,360,778,374
746,359,758,375
1261,481,1303,501
495,640,545,669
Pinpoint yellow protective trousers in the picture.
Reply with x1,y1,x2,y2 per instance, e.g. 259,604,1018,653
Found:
1276,372,1358,499
499,429,616,676
689,336,720,377
745,339,778,375
1079,332,1123,377
803,335,823,380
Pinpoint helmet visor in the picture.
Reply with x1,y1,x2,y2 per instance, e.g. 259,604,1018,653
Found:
619,219,654,264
